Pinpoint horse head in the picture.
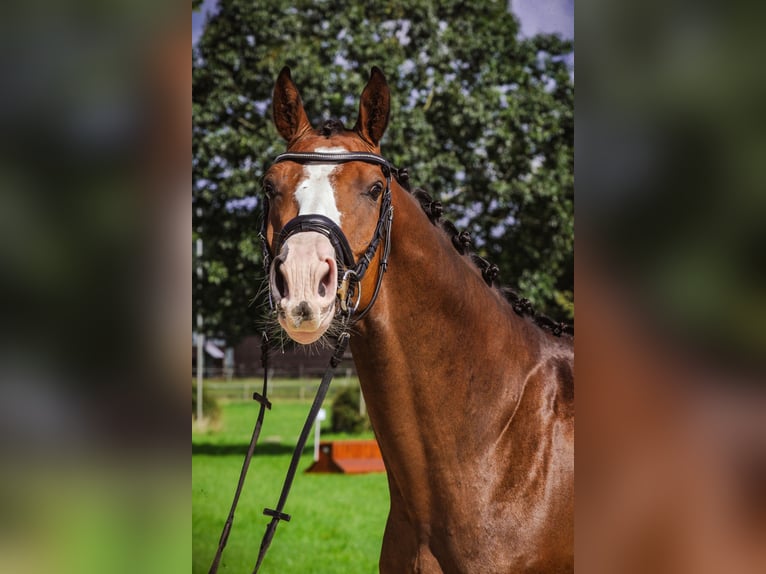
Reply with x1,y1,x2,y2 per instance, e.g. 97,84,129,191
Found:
263,66,392,344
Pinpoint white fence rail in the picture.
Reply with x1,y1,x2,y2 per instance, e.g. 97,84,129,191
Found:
199,369,358,401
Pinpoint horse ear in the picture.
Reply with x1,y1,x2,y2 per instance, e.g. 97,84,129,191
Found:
354,66,390,147
272,66,312,142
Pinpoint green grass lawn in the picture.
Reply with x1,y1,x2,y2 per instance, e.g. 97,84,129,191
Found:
193,400,389,573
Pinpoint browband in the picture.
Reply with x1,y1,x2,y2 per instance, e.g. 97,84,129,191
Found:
272,151,395,175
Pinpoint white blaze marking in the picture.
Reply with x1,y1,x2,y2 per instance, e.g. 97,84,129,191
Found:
294,146,347,224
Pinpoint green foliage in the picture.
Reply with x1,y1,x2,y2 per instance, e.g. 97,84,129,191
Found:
192,384,221,422
193,0,574,341
331,386,370,434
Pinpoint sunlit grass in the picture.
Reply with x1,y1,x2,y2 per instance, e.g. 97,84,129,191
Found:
192,399,388,573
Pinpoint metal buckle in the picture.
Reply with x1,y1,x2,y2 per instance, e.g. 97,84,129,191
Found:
338,269,362,315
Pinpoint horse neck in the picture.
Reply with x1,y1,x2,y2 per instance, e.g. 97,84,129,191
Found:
349,186,544,471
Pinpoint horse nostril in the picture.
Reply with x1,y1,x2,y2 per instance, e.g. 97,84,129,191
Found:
293,301,312,320
318,264,333,299
274,259,288,298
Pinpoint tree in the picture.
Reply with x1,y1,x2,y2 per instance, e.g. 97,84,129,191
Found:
193,0,574,343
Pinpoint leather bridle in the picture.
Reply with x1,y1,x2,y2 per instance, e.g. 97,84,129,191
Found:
209,152,398,574
261,151,396,321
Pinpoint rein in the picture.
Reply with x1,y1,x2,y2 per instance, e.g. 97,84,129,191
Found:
209,152,397,573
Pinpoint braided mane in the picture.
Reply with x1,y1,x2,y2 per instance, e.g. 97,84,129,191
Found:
393,167,574,338
311,116,572,338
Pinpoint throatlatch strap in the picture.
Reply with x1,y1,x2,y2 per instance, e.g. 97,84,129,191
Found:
209,333,272,574
252,332,350,573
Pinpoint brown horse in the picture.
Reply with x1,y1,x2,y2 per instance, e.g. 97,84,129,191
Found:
262,67,574,573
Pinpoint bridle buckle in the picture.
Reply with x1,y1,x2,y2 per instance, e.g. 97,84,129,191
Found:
338,269,362,315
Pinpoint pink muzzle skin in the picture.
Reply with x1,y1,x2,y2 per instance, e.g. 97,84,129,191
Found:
270,231,338,344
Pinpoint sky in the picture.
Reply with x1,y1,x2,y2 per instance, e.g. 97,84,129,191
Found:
192,0,219,45
512,0,573,38
192,0,574,45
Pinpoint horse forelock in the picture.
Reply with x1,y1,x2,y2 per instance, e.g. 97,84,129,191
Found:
286,128,379,155
319,118,345,137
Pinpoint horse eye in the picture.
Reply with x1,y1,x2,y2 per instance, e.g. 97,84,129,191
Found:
263,181,278,198
367,182,383,199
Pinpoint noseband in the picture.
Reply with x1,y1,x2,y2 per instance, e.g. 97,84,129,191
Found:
261,151,396,320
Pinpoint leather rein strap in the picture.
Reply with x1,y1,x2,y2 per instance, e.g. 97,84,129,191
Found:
208,334,272,574
253,332,350,573
210,152,396,573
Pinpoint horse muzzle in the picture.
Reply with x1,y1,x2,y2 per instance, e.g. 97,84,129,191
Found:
270,231,339,344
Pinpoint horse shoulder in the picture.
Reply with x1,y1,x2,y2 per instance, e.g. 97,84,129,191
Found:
488,346,574,571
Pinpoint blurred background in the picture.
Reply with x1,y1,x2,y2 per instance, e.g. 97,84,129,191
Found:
576,0,766,572
0,0,189,572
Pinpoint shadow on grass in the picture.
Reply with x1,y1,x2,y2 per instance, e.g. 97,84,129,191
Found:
192,442,312,456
